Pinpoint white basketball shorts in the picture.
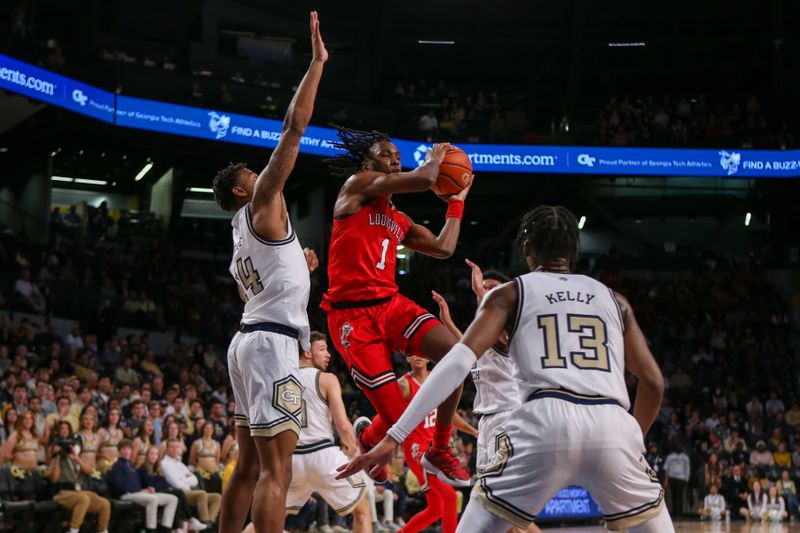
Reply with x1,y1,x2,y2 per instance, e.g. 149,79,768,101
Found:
227,329,303,437
476,409,513,476
475,389,666,531
286,443,366,515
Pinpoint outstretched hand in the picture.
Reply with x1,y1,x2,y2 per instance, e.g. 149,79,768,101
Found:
465,258,486,300
335,437,397,480
310,11,328,63
431,290,452,325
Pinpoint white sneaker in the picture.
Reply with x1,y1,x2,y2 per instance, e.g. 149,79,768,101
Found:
319,526,335,533
189,517,208,531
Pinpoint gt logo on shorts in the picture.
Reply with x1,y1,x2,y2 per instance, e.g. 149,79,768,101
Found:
273,376,304,421
340,322,353,349
481,432,513,477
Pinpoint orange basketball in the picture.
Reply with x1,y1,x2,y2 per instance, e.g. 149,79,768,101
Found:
432,147,473,196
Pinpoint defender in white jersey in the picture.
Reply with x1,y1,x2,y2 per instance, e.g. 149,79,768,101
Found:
338,206,673,533
432,263,521,474
434,263,541,533
286,332,372,532
212,12,328,533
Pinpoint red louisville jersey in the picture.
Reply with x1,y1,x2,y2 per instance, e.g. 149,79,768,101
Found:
405,372,437,443
323,195,411,305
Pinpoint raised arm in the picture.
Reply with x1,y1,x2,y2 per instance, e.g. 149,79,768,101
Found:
336,282,516,479
616,292,664,437
402,181,471,259
320,373,357,457
431,290,463,339
250,11,327,237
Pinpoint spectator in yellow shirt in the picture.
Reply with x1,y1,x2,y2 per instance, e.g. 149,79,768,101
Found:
46,395,79,433
774,442,793,469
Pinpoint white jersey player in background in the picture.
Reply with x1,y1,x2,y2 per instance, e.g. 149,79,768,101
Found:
286,332,372,532
211,12,327,533
338,205,673,533
432,261,541,533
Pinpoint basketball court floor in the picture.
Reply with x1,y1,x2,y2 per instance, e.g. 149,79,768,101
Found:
540,521,799,532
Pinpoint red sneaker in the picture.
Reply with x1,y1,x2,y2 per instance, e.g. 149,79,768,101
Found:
422,445,473,487
353,416,389,483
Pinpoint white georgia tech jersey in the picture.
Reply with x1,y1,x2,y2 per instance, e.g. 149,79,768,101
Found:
296,366,334,445
229,204,310,350
471,346,522,415
508,271,629,409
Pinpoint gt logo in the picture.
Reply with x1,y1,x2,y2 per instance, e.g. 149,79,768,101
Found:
273,376,304,419
281,388,301,405
340,322,353,349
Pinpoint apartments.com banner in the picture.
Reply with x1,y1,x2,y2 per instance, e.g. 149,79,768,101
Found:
3,53,799,178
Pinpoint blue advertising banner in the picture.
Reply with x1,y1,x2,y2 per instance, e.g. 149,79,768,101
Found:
0,53,114,122
3,53,799,178
536,486,603,520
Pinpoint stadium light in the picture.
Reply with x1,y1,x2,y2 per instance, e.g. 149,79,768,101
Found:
134,162,154,181
578,216,587,229
74,178,108,185
51,176,73,182
608,42,646,47
745,212,752,226
189,187,214,193
418,40,455,45
397,245,405,251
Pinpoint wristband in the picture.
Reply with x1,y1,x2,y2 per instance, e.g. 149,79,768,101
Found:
445,199,465,221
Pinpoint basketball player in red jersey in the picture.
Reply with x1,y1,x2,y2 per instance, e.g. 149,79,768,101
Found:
399,355,464,533
321,128,472,486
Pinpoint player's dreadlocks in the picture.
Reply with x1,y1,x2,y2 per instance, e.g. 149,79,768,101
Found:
322,124,391,179
516,206,580,264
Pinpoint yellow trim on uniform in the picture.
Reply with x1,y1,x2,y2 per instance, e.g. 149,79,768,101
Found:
249,419,301,438
334,485,367,516
474,483,533,530
604,491,665,530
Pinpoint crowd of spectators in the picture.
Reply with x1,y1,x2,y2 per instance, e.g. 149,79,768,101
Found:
2,213,798,530
597,94,795,150
616,270,799,523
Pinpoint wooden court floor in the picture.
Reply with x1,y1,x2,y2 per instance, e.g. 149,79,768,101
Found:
539,520,800,532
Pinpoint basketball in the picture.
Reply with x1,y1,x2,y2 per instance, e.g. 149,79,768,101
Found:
432,147,473,196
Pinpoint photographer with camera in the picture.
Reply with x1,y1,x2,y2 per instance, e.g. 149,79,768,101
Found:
49,425,111,533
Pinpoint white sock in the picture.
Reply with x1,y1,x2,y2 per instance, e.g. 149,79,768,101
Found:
382,489,394,522
628,506,675,533
69,529,80,533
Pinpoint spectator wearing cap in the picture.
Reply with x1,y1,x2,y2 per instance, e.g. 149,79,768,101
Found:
106,439,179,533
750,440,775,466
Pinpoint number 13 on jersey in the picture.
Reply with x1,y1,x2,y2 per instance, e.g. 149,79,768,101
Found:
537,313,610,371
